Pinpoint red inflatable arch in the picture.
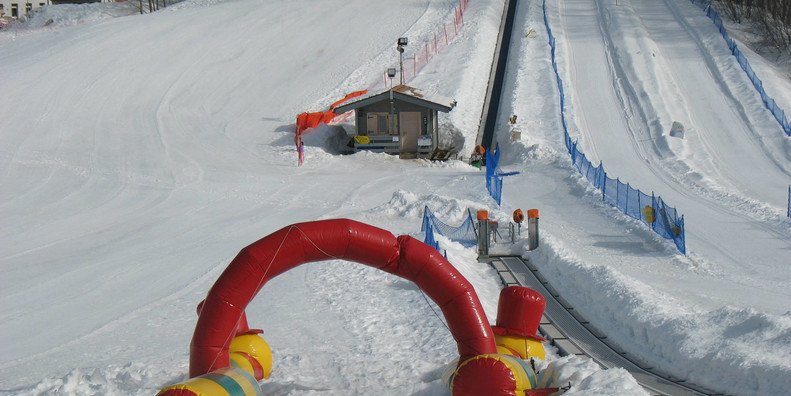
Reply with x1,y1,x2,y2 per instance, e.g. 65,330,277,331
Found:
190,219,497,377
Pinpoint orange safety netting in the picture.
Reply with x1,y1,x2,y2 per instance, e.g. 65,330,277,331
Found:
295,90,367,136
294,90,367,166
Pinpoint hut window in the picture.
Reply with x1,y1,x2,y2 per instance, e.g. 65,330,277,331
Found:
366,112,397,136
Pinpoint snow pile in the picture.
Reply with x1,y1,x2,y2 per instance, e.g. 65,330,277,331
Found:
8,364,172,396
536,355,647,395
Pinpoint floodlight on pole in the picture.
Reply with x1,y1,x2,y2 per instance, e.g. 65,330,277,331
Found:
397,37,408,85
387,67,397,89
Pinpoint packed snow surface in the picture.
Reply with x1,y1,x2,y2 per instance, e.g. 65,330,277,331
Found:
1,0,789,395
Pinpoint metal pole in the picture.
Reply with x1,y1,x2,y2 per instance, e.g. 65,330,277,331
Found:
478,219,489,256
390,88,395,135
399,51,404,85
477,210,489,257
527,209,539,251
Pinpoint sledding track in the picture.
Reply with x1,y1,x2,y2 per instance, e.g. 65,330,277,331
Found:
489,256,716,396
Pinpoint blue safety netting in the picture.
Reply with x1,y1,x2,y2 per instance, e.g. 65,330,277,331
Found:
423,221,440,251
543,0,686,254
691,1,791,137
421,206,478,248
485,145,519,206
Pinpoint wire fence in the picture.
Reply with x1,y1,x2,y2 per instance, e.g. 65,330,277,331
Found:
380,0,470,88
421,206,478,249
690,1,791,136
542,0,686,254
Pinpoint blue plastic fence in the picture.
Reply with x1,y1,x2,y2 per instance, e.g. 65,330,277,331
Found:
485,147,502,205
421,206,478,248
542,0,686,254
692,1,791,136
485,145,519,206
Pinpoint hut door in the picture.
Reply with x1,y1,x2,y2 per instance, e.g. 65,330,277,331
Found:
399,112,420,156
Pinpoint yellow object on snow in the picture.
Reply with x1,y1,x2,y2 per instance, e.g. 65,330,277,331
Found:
495,334,545,361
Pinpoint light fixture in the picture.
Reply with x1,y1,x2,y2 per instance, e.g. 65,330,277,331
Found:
397,37,408,85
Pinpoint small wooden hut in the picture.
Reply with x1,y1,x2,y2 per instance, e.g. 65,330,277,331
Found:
333,85,456,159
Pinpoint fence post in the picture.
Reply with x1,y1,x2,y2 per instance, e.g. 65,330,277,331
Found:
422,205,430,232
571,141,577,163
454,7,459,33
638,189,642,222
680,215,686,255
601,164,606,201
625,182,630,214
651,192,656,231
468,208,478,238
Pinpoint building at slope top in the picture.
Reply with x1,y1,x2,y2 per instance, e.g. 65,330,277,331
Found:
334,84,456,159
0,0,47,19
0,0,104,20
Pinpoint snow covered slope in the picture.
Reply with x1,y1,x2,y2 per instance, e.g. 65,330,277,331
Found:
0,0,507,393
1,0,790,395
500,0,791,394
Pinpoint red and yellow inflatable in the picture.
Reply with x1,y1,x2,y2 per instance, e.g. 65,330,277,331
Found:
158,219,555,396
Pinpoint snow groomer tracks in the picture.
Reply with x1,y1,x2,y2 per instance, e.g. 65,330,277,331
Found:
489,256,718,396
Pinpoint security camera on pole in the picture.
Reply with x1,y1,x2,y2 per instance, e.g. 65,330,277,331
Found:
397,37,408,85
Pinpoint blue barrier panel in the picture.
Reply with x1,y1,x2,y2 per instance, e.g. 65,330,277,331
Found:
698,2,791,136
616,180,628,214
485,146,498,203
603,175,618,206
484,144,518,206
542,0,686,254
638,190,653,224
490,175,503,205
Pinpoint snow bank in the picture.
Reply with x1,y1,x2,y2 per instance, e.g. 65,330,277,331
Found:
527,231,791,395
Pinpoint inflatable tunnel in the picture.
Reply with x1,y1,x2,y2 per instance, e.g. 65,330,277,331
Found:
190,219,497,376
160,219,554,396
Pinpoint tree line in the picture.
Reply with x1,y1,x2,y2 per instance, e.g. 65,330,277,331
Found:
138,0,169,14
715,0,791,52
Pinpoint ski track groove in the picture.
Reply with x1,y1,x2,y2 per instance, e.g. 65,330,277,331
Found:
560,0,791,237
